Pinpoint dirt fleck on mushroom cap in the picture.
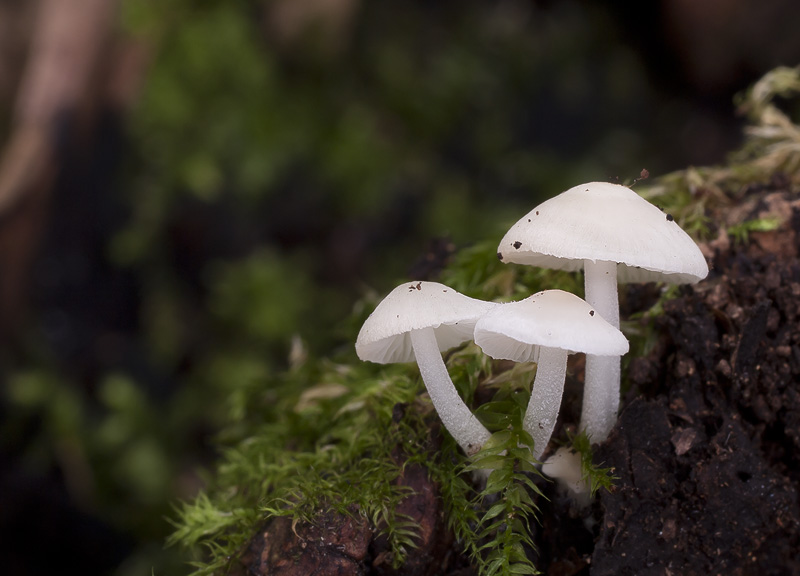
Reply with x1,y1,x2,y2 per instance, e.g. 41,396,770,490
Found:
356,281,497,364
497,181,709,284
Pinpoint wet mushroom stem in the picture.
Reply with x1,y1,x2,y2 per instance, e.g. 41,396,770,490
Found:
522,346,568,460
582,259,621,442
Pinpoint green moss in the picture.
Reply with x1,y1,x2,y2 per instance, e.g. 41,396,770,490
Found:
467,391,543,575
439,240,584,302
728,217,781,245
168,358,424,572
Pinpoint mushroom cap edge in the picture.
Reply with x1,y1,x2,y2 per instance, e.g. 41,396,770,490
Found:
356,281,497,364
497,181,709,284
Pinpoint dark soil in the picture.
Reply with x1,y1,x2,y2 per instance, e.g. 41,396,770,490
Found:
586,183,800,576
234,181,800,575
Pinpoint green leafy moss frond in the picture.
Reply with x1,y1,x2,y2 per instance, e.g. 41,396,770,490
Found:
570,431,617,497
467,428,543,575
727,217,781,245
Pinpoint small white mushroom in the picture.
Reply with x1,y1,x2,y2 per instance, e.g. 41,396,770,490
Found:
473,289,628,460
356,281,496,455
497,182,708,442
541,446,591,507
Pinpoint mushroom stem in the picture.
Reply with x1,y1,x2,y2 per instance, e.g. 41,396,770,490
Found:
409,327,491,455
581,259,621,442
583,260,619,328
523,346,568,461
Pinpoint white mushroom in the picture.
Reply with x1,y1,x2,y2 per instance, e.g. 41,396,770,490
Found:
473,290,628,460
497,182,708,442
356,281,496,455
541,446,591,507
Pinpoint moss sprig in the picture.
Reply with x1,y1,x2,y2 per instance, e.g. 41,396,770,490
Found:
569,430,617,497
727,217,781,245
457,378,544,576
466,428,543,576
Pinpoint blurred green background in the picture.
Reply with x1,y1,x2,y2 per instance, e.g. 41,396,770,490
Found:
1,0,799,573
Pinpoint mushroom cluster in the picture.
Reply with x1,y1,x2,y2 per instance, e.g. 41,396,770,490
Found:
356,180,707,471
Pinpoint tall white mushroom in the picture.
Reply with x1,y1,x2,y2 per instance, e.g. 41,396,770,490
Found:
356,281,497,455
473,290,628,460
497,182,708,442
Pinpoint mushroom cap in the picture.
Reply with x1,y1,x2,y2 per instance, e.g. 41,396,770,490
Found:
473,289,629,361
497,181,709,284
356,281,497,364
